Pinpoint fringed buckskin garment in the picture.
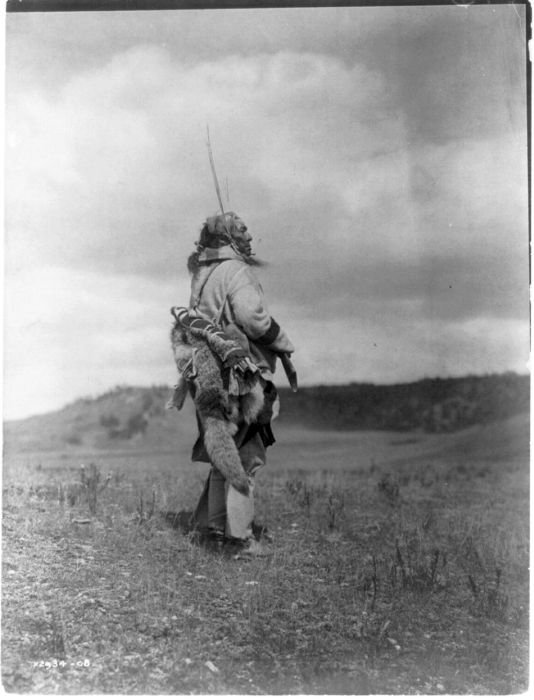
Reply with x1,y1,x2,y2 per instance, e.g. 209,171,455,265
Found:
178,238,294,545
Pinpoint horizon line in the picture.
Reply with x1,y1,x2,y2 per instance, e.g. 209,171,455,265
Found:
3,369,529,423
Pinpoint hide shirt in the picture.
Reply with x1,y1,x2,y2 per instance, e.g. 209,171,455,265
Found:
189,248,294,376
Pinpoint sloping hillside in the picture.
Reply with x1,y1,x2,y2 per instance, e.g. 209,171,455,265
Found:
3,373,529,454
278,372,529,432
3,386,196,455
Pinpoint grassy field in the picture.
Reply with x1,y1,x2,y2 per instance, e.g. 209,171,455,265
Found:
2,412,529,693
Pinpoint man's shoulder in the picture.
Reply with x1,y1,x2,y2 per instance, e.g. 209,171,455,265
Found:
217,259,257,286
218,258,248,272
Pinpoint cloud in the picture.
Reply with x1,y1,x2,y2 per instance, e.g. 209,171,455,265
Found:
9,44,525,275
286,313,529,388
5,6,437,92
257,126,527,327
6,47,395,275
371,4,526,144
4,6,528,418
4,265,188,419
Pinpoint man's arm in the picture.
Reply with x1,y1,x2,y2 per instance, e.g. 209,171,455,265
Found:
228,267,295,355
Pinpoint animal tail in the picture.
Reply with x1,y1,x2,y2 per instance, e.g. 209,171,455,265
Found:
201,415,250,496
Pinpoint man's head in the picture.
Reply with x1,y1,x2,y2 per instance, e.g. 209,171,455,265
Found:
200,211,253,258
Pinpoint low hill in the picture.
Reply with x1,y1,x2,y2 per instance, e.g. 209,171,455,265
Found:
3,373,529,454
3,385,196,455
278,372,529,433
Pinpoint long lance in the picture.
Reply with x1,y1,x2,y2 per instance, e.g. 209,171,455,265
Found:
206,126,226,216
205,127,297,392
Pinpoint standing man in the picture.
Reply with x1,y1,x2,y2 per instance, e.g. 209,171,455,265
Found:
180,211,295,556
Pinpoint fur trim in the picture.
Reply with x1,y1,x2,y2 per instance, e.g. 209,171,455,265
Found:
187,244,263,275
171,320,269,496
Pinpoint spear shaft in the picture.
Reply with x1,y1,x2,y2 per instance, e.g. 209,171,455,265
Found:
206,126,225,215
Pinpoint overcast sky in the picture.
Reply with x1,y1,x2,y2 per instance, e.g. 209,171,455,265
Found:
4,3,529,419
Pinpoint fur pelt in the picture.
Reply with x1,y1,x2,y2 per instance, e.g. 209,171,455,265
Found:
187,249,263,274
170,323,266,497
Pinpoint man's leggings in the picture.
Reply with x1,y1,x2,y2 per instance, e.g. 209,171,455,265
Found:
191,430,266,541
